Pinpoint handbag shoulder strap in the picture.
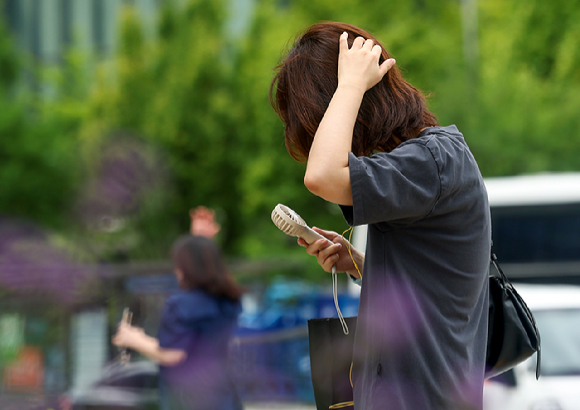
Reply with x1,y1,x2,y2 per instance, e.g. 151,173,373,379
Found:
490,246,509,283
490,246,542,380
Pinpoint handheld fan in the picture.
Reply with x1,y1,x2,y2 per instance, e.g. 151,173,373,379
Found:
271,204,328,245
271,203,349,334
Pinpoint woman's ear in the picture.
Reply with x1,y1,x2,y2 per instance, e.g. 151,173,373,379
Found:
174,268,185,287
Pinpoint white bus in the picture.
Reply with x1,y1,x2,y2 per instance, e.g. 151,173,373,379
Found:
485,172,580,283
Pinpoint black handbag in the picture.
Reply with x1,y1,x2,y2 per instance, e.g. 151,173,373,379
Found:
308,316,357,410
486,249,541,379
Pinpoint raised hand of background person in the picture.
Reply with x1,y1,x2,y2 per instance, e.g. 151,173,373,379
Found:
298,227,364,279
190,206,221,238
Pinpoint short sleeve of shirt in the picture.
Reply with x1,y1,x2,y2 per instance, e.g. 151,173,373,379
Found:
157,291,227,350
342,139,441,227
157,296,195,350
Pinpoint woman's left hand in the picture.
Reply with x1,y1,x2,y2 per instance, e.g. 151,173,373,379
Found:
337,31,396,92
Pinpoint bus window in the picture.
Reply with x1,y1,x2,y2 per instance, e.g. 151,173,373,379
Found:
485,173,580,269
491,203,580,263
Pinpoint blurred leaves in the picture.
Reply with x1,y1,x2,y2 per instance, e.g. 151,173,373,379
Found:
1,0,580,280
470,0,580,175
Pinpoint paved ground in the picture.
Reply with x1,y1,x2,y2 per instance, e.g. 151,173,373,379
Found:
0,394,317,410
244,403,316,410
0,397,316,410
0,394,58,410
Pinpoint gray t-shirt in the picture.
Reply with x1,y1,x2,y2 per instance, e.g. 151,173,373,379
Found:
341,125,491,410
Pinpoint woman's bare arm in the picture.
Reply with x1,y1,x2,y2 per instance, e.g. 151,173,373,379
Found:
112,323,186,366
304,32,395,205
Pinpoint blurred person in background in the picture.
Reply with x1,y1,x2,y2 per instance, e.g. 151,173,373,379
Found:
270,22,490,410
112,207,244,410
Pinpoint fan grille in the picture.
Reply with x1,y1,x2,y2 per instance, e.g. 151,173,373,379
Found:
271,204,306,237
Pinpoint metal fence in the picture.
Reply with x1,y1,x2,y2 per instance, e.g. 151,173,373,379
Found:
230,326,314,404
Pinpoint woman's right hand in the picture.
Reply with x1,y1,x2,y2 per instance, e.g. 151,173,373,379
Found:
112,322,145,349
298,227,363,278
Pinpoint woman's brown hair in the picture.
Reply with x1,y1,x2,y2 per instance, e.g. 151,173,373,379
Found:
171,235,243,301
270,21,438,161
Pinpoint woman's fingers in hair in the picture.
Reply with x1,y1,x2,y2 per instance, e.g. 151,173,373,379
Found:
339,31,350,51
379,58,397,77
362,38,374,50
353,36,366,49
340,32,374,52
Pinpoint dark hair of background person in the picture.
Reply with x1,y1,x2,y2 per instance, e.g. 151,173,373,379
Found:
270,21,439,162
171,235,243,301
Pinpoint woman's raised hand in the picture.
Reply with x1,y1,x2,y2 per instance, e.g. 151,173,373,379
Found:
190,206,221,239
337,31,396,92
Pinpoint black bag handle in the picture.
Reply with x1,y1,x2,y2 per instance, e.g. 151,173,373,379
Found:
490,246,542,379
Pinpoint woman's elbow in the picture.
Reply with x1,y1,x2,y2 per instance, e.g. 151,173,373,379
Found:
304,168,337,198
304,170,352,205
304,171,328,196
159,349,187,366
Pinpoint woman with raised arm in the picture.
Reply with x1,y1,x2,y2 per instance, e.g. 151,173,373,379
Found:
112,208,243,410
271,22,491,410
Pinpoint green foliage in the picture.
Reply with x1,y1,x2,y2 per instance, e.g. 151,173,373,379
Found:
113,1,244,257
468,0,580,175
0,19,81,228
0,16,18,87
1,0,580,281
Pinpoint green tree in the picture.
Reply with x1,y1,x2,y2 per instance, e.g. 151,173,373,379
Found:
67,1,241,260
0,17,81,228
469,0,580,175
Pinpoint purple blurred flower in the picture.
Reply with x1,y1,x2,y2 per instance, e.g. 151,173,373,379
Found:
76,133,167,230
0,217,103,306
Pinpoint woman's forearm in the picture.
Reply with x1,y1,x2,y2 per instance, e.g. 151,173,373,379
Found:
130,334,186,366
128,333,161,361
113,324,186,366
304,83,364,205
